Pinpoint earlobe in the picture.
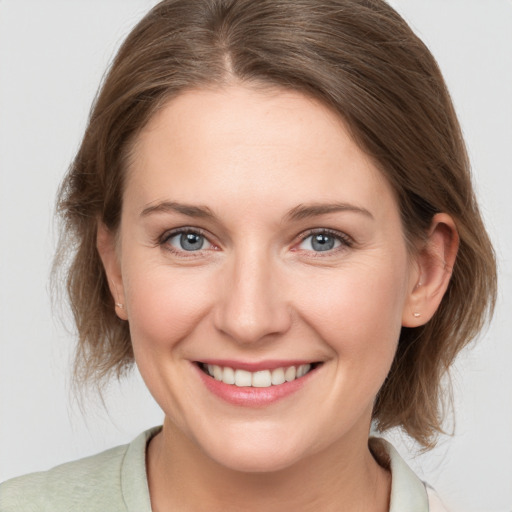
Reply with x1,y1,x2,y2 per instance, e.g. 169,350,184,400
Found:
97,222,128,321
402,213,459,327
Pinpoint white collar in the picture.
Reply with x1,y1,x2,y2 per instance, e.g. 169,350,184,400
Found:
369,437,430,512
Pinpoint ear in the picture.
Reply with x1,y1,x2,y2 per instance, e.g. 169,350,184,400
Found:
402,213,459,327
97,222,128,321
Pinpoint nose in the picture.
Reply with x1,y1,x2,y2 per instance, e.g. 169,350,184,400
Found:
213,249,292,345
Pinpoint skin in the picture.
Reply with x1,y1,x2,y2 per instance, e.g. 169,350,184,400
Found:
98,84,458,511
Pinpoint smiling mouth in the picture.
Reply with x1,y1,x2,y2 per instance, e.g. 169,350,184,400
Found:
198,362,320,388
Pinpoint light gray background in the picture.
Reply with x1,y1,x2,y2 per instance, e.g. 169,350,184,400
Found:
0,1,511,511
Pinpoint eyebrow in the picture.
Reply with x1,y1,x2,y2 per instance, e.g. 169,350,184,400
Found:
285,202,374,221
140,200,373,221
141,201,215,219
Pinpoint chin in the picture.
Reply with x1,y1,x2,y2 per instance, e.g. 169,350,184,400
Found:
197,425,309,474
210,446,302,474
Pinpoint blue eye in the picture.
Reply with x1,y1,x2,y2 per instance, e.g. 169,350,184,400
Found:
166,231,212,252
298,232,344,252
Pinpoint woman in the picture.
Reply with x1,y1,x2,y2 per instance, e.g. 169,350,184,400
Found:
0,0,497,511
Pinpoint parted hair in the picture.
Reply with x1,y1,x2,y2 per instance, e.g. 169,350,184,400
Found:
55,0,497,448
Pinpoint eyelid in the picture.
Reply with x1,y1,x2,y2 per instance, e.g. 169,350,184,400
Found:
160,226,207,243
159,226,218,256
156,226,353,257
293,228,354,252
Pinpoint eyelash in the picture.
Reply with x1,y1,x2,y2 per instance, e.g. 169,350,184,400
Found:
158,227,353,257
294,228,354,255
159,227,215,258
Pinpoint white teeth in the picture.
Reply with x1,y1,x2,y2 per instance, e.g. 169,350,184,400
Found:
252,370,272,388
284,366,296,382
222,366,235,385
271,367,285,385
204,363,313,387
297,364,311,378
235,369,252,387
213,365,223,381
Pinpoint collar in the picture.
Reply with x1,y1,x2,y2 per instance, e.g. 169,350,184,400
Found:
121,429,429,512
369,437,429,512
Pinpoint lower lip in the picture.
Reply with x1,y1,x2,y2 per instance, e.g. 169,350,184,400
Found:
194,364,318,407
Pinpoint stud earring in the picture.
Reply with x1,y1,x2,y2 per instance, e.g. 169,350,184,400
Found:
413,312,421,318
111,279,124,311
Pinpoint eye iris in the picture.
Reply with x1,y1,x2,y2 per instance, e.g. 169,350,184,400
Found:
180,232,204,251
311,233,335,251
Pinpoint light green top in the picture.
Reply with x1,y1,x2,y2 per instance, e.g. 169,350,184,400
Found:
0,428,158,512
0,429,433,511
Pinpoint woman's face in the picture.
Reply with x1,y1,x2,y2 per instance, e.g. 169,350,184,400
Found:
109,85,420,472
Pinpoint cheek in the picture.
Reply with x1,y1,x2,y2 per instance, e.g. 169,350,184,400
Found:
122,262,214,351
296,259,409,366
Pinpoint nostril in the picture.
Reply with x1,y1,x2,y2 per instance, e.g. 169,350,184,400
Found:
213,303,293,345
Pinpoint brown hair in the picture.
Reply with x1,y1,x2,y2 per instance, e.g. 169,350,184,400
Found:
55,0,497,447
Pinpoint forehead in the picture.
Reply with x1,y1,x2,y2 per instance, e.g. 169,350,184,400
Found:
125,85,397,220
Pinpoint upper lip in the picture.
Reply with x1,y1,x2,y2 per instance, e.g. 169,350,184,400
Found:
196,359,319,372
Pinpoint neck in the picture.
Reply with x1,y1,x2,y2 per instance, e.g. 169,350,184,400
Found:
147,418,391,512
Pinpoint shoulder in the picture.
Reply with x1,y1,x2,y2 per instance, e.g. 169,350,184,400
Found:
0,444,128,512
0,428,159,512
